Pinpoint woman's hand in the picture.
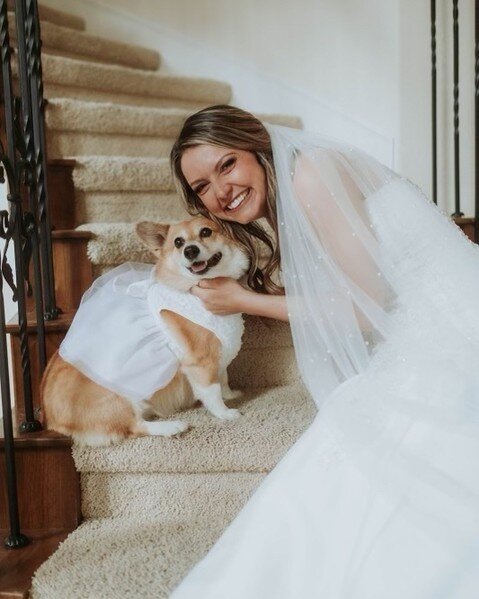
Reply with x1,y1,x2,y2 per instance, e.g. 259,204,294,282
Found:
190,277,249,315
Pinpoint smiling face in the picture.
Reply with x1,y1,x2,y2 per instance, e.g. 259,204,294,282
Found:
136,217,250,291
180,144,268,225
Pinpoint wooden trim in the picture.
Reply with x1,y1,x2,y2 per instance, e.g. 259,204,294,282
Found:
0,529,73,599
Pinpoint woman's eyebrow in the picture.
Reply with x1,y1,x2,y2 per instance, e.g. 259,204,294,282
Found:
190,152,235,187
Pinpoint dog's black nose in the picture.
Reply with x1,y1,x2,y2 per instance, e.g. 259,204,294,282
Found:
184,245,200,260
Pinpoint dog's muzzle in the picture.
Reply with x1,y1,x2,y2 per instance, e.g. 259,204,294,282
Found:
187,252,223,275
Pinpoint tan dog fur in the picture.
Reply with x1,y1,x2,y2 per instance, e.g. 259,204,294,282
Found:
42,217,248,446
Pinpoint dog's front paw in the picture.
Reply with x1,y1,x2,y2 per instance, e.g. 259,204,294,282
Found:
165,420,190,436
215,408,241,421
223,388,244,401
145,420,189,437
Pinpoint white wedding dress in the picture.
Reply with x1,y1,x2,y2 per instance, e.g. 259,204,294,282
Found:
170,125,479,598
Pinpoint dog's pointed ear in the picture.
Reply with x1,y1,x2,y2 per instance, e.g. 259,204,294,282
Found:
136,222,170,250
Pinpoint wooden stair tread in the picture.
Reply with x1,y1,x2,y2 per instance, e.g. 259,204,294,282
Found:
0,417,71,448
47,157,76,167
0,528,72,599
6,309,75,333
51,229,94,240
453,216,475,224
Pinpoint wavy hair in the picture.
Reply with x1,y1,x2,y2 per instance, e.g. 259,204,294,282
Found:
170,104,284,295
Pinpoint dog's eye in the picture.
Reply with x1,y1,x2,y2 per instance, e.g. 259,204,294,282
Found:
199,227,212,238
174,237,184,248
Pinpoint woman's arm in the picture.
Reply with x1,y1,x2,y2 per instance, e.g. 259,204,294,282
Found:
190,278,290,322
242,289,289,322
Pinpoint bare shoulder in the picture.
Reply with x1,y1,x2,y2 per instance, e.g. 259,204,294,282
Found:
291,148,331,202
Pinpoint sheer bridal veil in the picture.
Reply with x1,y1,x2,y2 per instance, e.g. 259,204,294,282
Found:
263,122,399,408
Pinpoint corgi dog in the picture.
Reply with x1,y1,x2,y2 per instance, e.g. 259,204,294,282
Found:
42,216,250,447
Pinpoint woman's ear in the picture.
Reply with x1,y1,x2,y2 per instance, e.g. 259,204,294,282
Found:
136,221,170,250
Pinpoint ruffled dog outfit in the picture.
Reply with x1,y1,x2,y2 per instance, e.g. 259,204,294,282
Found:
59,262,245,403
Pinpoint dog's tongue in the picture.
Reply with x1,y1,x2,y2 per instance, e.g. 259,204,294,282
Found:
191,260,207,273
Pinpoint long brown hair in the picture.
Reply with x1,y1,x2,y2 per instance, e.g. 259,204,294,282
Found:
170,104,284,295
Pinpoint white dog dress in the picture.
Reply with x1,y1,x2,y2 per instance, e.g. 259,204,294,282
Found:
59,262,245,403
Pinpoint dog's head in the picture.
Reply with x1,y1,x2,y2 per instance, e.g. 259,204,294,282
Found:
136,217,250,291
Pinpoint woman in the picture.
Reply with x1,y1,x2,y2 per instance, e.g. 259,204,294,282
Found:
169,105,479,598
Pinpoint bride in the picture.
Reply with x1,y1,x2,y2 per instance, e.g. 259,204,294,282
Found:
168,104,479,598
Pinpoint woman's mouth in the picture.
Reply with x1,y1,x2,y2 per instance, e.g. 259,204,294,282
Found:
225,188,250,212
187,252,223,275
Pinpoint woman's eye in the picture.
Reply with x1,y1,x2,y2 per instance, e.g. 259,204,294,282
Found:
174,237,184,248
222,158,235,170
194,158,235,194
200,227,212,238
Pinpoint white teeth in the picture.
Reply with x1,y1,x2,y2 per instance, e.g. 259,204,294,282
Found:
227,189,249,210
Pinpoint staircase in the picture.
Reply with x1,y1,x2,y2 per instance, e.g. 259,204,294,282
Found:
1,4,316,597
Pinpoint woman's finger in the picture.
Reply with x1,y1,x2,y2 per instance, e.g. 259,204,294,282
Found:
190,285,209,299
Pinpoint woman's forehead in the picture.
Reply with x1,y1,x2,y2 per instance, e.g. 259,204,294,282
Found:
180,144,235,181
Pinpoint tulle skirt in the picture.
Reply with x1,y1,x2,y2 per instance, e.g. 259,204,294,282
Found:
170,179,479,598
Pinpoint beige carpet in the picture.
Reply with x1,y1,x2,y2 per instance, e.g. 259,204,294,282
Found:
30,5,311,597
9,17,161,71
32,383,315,598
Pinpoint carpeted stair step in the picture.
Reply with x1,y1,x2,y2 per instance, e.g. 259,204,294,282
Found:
46,99,303,159
12,53,232,110
7,0,86,31
81,471,266,520
9,17,161,71
71,155,185,224
75,219,280,267
75,190,187,226
32,383,315,598
73,383,314,474
73,156,175,192
76,222,156,264
31,512,239,598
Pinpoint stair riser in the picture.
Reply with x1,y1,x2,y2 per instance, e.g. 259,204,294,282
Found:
45,83,209,109
8,20,160,72
48,131,175,159
81,472,265,521
229,346,297,387
7,0,86,31
75,191,188,225
25,235,93,314
0,443,81,530
44,47,153,71
72,162,174,193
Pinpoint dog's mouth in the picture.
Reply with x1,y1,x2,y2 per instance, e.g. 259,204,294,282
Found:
187,252,223,275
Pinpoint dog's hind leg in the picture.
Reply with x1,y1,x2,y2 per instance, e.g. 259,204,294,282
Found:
160,310,241,421
133,419,189,437
130,400,189,437
188,379,241,421
219,368,243,401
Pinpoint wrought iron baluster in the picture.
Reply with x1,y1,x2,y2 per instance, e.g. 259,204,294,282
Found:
431,0,438,205
475,0,479,242
0,0,40,432
0,0,29,549
21,0,58,321
0,219,28,549
452,0,463,217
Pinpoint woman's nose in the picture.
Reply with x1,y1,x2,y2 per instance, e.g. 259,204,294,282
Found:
212,180,231,205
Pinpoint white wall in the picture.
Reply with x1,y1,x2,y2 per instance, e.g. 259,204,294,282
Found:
41,0,400,166
40,0,477,215
398,0,476,215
